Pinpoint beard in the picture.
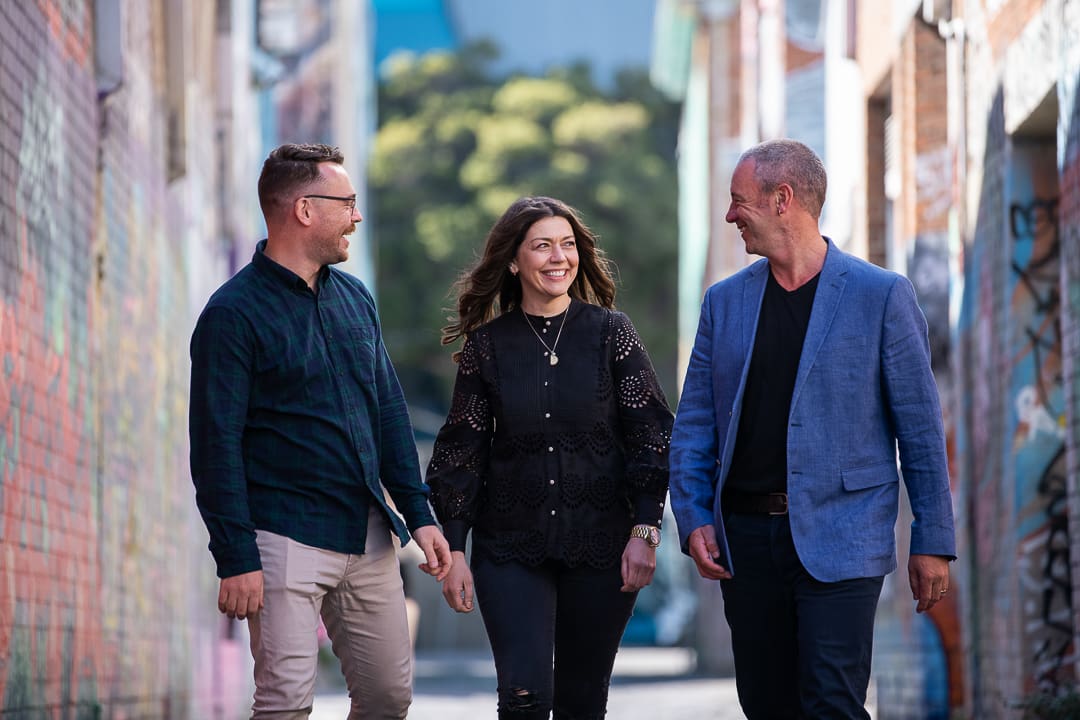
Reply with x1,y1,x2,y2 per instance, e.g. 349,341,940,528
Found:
315,226,353,266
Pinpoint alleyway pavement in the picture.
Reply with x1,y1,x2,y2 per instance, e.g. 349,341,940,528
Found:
310,645,879,718
310,646,745,719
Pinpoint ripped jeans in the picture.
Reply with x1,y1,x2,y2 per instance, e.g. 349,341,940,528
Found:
472,551,638,720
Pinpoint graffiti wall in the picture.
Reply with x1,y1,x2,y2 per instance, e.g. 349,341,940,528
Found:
0,1,102,713
1007,142,1074,693
0,1,252,716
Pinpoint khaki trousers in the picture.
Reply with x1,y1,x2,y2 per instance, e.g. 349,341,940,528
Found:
249,507,412,719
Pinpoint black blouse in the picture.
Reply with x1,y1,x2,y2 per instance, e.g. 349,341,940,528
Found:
426,301,673,569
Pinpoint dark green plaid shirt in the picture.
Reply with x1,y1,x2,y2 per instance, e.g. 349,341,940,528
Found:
189,240,434,578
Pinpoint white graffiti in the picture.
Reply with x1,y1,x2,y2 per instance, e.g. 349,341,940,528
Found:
1016,386,1066,441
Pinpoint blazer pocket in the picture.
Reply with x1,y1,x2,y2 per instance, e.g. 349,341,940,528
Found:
841,462,898,491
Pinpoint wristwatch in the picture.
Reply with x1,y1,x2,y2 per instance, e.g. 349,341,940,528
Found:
630,524,661,548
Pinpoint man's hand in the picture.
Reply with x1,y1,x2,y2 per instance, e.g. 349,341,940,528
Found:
413,524,453,582
219,570,264,620
620,538,657,592
440,551,474,613
688,525,732,580
909,553,950,613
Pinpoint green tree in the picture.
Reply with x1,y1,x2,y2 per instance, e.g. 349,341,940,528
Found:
371,44,680,416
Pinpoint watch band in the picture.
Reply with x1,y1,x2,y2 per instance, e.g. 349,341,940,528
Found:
630,524,661,548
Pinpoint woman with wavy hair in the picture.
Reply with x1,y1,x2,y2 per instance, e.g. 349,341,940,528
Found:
427,196,673,719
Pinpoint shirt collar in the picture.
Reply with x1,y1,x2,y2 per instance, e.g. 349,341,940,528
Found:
252,239,330,292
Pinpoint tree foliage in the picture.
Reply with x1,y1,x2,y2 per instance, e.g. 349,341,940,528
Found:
371,43,680,418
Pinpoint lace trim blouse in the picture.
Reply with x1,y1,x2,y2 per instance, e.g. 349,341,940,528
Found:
426,301,673,568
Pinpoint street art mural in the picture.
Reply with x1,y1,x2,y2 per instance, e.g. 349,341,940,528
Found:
1,1,250,716
1,4,101,713
1008,143,1073,694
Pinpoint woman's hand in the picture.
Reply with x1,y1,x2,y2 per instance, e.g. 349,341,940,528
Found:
440,550,475,613
620,538,656,592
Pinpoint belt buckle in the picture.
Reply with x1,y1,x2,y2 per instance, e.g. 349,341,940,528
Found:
769,493,788,515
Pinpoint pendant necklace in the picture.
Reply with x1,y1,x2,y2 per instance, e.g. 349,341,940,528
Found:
523,300,570,366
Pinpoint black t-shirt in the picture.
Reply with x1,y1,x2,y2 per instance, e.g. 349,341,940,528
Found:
724,269,820,495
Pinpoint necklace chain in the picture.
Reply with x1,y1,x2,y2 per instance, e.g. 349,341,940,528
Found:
522,300,570,366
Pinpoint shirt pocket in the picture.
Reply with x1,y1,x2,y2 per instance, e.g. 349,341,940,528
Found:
347,325,378,385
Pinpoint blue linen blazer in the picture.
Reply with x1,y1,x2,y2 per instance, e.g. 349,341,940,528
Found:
669,240,956,582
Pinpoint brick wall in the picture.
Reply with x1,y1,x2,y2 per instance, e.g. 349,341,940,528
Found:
0,1,252,716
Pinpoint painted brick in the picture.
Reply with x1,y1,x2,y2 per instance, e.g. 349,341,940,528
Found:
0,0,252,715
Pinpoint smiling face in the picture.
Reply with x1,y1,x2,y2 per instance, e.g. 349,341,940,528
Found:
512,215,578,314
306,162,363,266
725,159,776,257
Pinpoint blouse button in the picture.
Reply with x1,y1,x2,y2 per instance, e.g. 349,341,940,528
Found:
544,381,549,387
549,479,555,485
550,509,556,516
544,412,551,418
548,446,554,452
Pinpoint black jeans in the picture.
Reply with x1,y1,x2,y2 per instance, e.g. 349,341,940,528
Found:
472,551,638,720
720,512,884,720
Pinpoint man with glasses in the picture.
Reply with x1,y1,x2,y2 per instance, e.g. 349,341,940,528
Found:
189,143,452,719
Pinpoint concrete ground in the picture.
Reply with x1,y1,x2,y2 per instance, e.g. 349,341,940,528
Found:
309,645,878,718
312,646,740,719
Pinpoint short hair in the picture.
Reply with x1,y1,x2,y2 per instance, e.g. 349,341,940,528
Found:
257,143,345,219
739,139,827,218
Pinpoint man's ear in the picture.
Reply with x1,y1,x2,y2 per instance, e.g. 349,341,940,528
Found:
776,183,794,215
293,197,315,227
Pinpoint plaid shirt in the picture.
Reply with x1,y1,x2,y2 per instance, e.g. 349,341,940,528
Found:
189,240,434,578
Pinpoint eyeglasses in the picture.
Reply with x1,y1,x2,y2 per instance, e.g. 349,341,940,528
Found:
303,194,357,211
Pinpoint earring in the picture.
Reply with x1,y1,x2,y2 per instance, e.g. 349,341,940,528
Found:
509,265,518,276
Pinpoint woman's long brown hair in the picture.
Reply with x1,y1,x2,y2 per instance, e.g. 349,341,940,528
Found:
441,196,616,360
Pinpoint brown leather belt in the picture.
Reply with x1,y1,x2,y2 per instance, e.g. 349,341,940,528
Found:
725,491,788,515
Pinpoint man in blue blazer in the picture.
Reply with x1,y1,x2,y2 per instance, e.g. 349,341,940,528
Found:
670,139,956,719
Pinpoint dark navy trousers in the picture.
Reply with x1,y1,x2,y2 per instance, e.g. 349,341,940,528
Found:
720,512,884,719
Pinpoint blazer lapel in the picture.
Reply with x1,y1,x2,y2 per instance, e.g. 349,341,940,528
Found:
790,240,848,412
721,262,769,462
742,261,769,354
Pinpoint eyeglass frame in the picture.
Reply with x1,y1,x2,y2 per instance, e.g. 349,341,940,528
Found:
302,194,358,211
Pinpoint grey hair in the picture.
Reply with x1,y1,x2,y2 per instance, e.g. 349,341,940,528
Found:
739,139,827,218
